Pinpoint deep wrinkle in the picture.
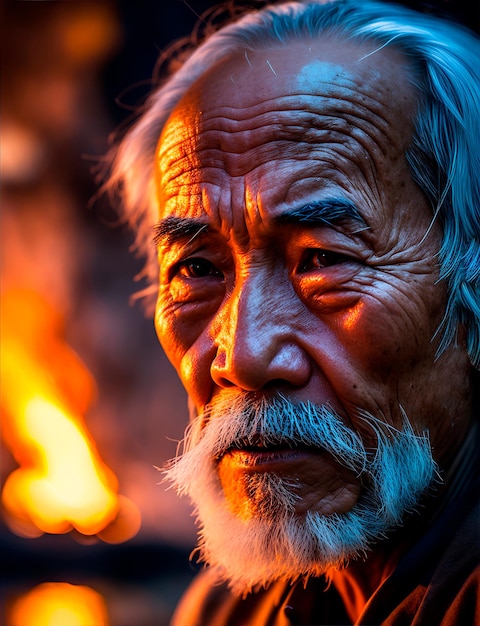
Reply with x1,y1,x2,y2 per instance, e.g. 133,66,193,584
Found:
159,98,393,187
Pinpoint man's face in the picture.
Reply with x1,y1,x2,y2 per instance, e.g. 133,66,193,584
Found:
154,40,472,533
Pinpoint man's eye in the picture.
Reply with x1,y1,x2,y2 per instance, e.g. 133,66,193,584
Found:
174,258,223,279
299,249,350,272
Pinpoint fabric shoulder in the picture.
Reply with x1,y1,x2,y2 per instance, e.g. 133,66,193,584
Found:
413,494,480,626
361,480,480,626
170,567,294,626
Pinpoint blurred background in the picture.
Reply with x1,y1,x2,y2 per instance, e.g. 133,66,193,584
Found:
1,1,223,624
1,1,478,625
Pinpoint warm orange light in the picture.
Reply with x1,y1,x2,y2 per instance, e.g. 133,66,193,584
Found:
342,301,364,331
8,582,109,626
2,397,119,536
1,289,140,541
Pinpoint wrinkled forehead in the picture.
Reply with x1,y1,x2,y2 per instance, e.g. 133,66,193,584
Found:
161,35,417,132
155,36,419,218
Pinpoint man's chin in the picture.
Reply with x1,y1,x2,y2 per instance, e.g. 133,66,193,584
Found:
192,483,380,596
190,455,436,593
217,447,363,519
193,495,337,595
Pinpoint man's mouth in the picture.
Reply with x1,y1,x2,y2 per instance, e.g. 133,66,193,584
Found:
229,448,317,467
218,439,323,469
216,440,363,517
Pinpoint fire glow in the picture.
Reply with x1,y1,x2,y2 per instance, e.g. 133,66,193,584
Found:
8,582,109,626
1,289,140,541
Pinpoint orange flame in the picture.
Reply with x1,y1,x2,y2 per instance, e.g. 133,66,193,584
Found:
1,289,140,541
7,582,109,626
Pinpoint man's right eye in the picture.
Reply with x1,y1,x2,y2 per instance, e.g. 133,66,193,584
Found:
173,258,223,279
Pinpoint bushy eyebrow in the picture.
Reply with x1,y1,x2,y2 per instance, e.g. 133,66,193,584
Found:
274,198,367,232
153,217,209,248
153,198,367,248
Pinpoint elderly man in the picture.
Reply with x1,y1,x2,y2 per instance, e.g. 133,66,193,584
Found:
106,0,479,623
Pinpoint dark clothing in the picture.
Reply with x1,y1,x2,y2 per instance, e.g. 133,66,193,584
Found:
172,436,480,625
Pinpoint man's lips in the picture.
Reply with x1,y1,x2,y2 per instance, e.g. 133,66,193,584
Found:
218,445,323,470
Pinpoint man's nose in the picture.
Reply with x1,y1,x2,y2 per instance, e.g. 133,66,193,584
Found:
210,276,311,391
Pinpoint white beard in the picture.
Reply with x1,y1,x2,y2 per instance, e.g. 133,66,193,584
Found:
164,392,437,595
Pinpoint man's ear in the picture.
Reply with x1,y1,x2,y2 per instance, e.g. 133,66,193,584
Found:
188,394,198,421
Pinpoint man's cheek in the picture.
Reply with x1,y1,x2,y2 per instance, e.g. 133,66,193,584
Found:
155,314,212,408
337,293,433,368
178,348,217,410
155,293,202,358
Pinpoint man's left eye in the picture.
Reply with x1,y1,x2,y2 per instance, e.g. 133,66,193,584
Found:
298,249,351,272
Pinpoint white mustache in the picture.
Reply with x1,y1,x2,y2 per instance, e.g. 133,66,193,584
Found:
181,392,372,475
